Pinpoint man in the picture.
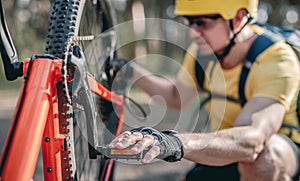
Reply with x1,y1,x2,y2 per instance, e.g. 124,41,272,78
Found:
110,0,300,180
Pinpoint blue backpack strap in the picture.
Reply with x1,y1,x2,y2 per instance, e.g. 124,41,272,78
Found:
195,52,215,92
195,52,242,105
256,23,300,52
239,34,275,106
195,30,279,106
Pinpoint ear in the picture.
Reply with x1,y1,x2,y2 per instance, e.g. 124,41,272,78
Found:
232,9,248,30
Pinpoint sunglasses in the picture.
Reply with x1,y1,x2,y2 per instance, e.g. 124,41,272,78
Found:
184,15,222,28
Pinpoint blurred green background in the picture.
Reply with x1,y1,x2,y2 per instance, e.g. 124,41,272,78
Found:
0,0,300,91
0,1,299,180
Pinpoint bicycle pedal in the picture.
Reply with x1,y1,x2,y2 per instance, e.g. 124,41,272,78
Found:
97,145,148,160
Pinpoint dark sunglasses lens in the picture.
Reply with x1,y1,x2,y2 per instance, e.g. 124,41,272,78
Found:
195,20,204,26
187,19,204,26
185,15,221,26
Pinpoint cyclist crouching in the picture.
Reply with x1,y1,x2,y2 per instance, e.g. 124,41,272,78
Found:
109,0,300,180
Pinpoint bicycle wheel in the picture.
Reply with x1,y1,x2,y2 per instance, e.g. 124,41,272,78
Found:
45,0,116,180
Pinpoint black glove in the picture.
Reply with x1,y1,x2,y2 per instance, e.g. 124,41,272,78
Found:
130,127,184,162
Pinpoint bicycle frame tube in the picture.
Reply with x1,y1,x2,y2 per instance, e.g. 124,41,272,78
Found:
87,74,124,136
1,58,125,181
87,74,124,105
87,74,125,181
0,57,63,180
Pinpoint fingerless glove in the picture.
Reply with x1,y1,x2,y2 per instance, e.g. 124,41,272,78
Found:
130,127,184,162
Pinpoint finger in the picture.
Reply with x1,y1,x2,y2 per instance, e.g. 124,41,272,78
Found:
109,131,144,149
109,131,132,148
132,131,144,140
141,145,160,164
117,132,144,148
131,135,155,154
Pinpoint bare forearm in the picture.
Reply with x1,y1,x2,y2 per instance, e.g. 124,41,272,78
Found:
176,102,285,166
108,101,285,166
131,64,182,109
176,126,265,166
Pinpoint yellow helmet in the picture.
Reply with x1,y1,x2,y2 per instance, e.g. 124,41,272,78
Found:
175,0,259,20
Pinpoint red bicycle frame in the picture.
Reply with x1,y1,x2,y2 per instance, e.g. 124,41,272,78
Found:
0,56,124,181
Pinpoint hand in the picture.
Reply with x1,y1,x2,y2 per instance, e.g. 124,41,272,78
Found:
109,127,184,164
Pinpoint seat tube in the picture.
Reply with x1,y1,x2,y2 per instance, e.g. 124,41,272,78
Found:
41,82,68,181
0,57,62,180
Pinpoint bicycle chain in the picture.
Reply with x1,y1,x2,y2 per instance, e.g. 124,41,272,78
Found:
59,35,95,180
60,33,118,179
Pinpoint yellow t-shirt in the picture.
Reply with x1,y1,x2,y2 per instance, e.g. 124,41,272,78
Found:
177,27,300,143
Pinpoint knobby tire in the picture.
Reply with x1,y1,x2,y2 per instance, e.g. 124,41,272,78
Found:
45,0,115,180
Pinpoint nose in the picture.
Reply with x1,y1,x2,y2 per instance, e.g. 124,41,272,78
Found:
188,24,204,39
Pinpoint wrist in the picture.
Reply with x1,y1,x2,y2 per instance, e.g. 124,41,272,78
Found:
160,131,184,162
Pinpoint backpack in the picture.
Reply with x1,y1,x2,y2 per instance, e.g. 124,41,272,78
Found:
195,23,300,131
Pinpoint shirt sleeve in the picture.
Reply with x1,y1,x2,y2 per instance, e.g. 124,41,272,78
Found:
245,41,300,110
